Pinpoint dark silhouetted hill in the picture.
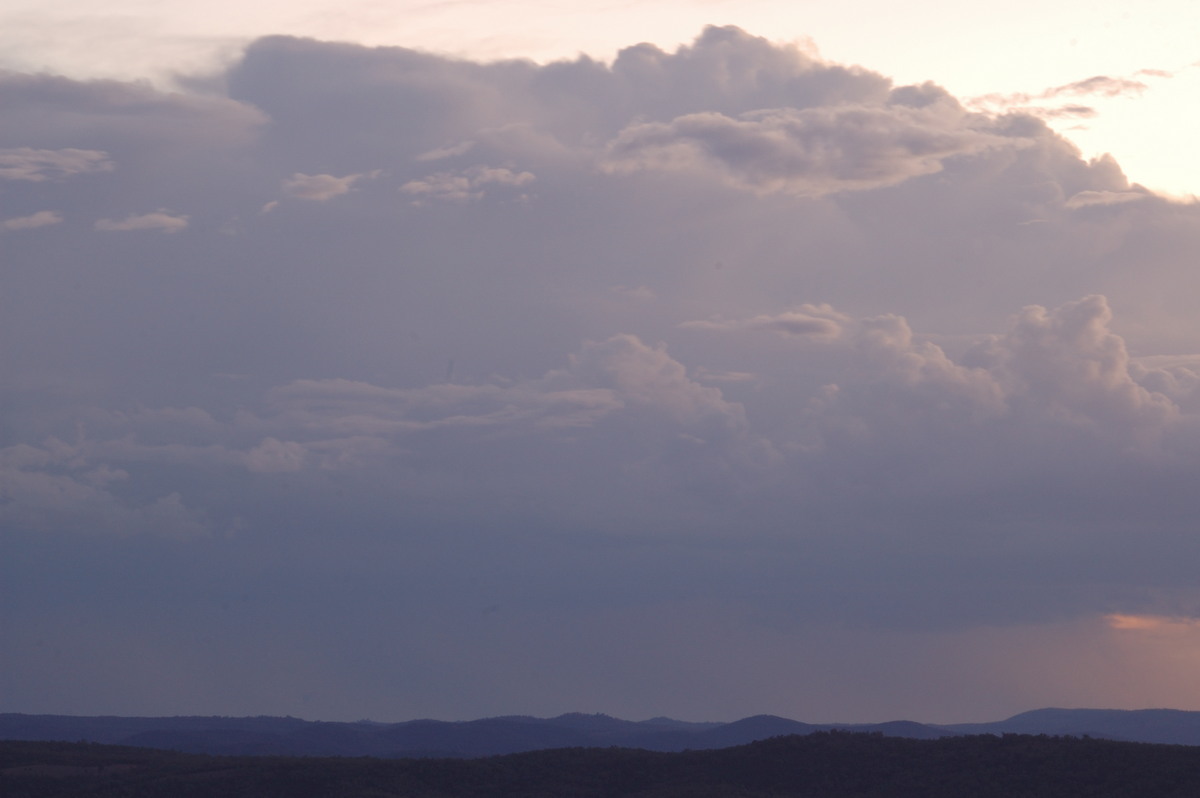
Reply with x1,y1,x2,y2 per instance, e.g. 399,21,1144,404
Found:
7,732,1200,797
6,708,1200,757
942,708,1200,745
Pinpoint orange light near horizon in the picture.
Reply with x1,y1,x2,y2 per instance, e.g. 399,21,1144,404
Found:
1105,613,1200,632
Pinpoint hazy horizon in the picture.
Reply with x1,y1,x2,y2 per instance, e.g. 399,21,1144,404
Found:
3,704,1188,729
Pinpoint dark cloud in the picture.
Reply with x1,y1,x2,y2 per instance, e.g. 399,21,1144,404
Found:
5,26,1200,722
965,67,1174,125
970,73,1151,110
1048,75,1150,99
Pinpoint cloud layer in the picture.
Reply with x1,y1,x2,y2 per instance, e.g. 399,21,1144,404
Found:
4,26,1200,723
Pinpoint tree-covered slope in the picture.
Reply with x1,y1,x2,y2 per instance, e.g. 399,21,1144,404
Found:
6,731,1200,797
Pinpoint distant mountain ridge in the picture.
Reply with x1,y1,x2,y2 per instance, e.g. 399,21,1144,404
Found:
11,733,1200,798
4,708,1200,757
943,708,1200,745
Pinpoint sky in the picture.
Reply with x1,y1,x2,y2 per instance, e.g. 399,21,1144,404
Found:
3,1,1200,725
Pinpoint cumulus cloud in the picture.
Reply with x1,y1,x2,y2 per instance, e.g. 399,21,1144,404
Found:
971,295,1176,433
785,294,1191,531
0,147,112,181
551,334,746,428
94,210,189,232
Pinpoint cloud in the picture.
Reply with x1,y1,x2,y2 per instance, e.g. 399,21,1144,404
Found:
400,164,535,203
7,25,1200,721
603,102,1020,196
775,295,1195,557
810,295,1178,446
259,335,746,444
694,368,757,384
604,25,892,119
0,147,112,181
681,306,845,337
94,210,189,232
551,334,746,429
1050,75,1150,99
0,441,207,538
245,437,307,472
262,376,620,436
1065,189,1154,209
1027,104,1097,120
1106,613,1200,632
963,69,1171,125
973,295,1176,430
611,285,656,302
2,210,62,230
971,74,1153,111
280,170,374,200
416,141,476,162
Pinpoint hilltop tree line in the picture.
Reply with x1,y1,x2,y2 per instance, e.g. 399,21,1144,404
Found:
5,731,1200,797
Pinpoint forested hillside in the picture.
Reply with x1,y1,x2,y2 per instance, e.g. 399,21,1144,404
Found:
6,731,1200,797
